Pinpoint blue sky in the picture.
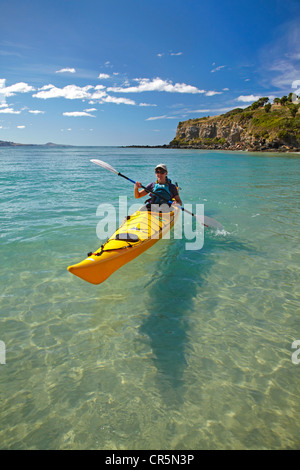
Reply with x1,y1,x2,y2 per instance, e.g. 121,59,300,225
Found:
0,0,299,145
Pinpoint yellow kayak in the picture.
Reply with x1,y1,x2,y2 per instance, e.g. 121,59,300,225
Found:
68,204,181,285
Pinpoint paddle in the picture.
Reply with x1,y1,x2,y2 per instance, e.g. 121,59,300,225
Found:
90,159,223,230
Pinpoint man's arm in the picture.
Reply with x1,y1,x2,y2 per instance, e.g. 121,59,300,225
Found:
134,182,149,199
173,194,182,206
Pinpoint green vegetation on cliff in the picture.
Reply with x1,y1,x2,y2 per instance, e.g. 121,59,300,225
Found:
170,94,300,151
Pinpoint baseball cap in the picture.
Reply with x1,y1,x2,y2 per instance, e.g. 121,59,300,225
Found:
155,163,167,172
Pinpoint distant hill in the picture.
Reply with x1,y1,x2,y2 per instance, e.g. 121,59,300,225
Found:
0,140,71,147
0,140,24,147
169,95,300,152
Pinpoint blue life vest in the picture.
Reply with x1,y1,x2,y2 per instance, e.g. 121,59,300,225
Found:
149,179,172,205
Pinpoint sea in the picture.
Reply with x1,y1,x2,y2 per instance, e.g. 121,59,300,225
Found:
0,146,300,450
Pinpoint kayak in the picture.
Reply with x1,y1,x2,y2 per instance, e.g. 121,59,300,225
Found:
68,204,181,285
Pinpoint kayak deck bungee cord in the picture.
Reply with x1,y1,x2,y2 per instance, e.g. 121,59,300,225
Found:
68,204,181,284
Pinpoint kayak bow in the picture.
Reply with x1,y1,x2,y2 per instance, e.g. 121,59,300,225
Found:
68,205,181,284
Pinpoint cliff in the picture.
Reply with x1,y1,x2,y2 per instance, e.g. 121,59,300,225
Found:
169,97,300,152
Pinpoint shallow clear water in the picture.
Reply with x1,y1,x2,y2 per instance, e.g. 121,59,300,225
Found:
0,146,300,449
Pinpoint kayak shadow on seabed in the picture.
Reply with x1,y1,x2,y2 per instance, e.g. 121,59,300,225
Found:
138,231,258,409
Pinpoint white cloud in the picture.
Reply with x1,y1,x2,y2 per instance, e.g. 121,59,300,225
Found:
56,68,76,73
287,52,300,61
34,84,93,100
102,95,136,105
139,102,157,107
211,65,226,73
32,82,148,106
146,115,177,121
29,109,45,114
91,89,107,100
260,18,300,89
158,52,183,57
17,125,25,128
98,73,110,79
108,77,205,94
84,108,97,112
63,111,96,117
0,79,5,105
0,107,21,114
182,109,211,114
0,80,35,97
39,84,55,91
268,59,300,87
205,90,223,96
9,82,35,94
236,94,261,102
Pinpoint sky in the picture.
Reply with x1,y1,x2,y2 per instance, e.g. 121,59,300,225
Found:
0,0,300,146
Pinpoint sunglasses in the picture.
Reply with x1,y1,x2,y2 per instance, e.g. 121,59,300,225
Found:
155,169,166,174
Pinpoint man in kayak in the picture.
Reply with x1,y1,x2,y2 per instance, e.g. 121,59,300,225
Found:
134,163,182,210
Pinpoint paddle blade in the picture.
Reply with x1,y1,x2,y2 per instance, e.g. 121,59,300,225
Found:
195,214,224,230
90,159,119,175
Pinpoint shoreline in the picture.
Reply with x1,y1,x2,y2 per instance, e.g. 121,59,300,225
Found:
1,141,299,153
123,144,300,153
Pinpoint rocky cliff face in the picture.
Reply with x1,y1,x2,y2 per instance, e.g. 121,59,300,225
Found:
169,104,300,152
176,119,245,145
